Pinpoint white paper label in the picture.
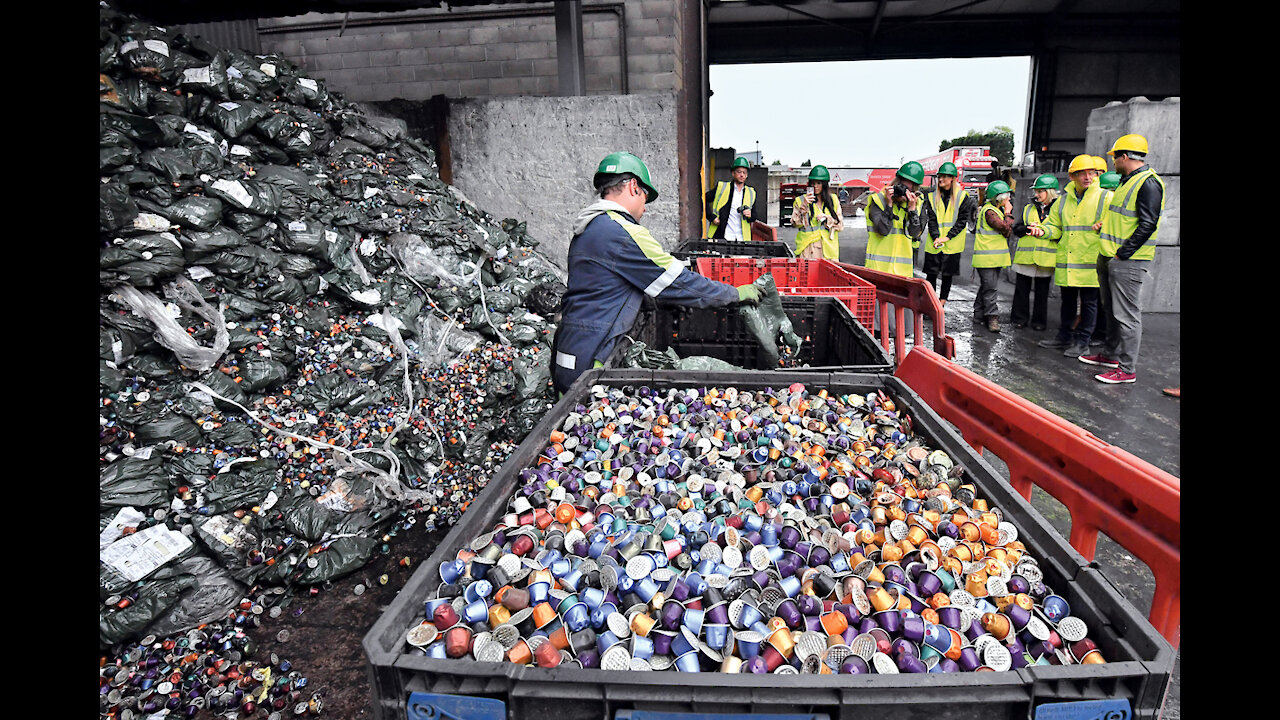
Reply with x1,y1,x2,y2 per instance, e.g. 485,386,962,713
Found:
101,524,193,582
133,213,171,232
226,66,243,79
218,140,229,157
187,266,214,281
261,491,279,511
100,507,146,550
287,220,308,232
297,130,312,146
363,187,381,199
297,77,318,92
182,66,212,84
407,174,424,181
323,230,339,243
229,144,251,158
211,179,253,208
183,123,217,146
133,446,155,460
142,39,170,56
351,289,382,305
119,40,139,54
199,514,257,551
218,101,241,111
359,237,378,255
259,63,277,78
318,276,329,292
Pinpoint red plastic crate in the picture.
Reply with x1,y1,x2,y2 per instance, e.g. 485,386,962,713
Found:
694,257,876,329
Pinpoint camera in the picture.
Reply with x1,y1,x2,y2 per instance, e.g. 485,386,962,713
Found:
892,184,909,199
736,205,751,213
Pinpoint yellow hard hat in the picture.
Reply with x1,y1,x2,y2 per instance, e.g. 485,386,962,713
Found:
1107,134,1148,156
1091,156,1108,172
1067,155,1095,174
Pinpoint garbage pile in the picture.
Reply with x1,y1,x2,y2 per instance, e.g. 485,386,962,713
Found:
405,382,1107,673
99,3,564,716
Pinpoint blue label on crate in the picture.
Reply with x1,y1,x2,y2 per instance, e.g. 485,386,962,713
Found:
408,692,505,720
1033,699,1130,720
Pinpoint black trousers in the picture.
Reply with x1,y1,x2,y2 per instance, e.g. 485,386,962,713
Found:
923,252,962,300
1010,273,1051,326
1055,286,1099,344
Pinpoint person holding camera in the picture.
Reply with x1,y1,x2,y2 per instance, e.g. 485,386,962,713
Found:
705,156,760,242
864,161,926,278
921,162,975,305
1009,174,1060,330
552,152,760,395
971,180,1016,332
791,165,844,260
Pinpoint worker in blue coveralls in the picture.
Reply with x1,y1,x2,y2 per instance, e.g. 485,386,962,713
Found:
552,152,761,395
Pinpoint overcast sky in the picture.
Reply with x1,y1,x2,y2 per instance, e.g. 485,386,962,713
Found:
710,56,1032,168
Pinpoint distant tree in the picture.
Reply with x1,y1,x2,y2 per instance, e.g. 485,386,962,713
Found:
772,159,782,165
801,159,811,167
939,126,1015,166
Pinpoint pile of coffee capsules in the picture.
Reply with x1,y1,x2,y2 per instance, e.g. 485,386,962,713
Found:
403,383,1107,673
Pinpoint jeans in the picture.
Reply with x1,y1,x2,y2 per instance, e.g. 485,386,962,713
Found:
1097,256,1148,374
1055,286,1098,344
972,267,1001,320
1011,274,1050,326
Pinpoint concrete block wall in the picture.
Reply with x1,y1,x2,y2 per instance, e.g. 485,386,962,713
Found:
448,93,681,270
1086,97,1180,313
257,1,682,102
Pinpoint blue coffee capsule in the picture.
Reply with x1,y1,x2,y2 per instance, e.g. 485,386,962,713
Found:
591,602,618,628
634,577,659,602
439,560,465,584
462,599,488,624
550,559,572,577
704,623,730,650
581,586,606,610
565,601,591,633
1041,595,1070,623
426,642,447,659
761,523,778,547
561,568,584,591
596,630,621,655
737,603,763,629
528,581,551,604
830,552,851,574
779,575,801,598
683,607,705,635
631,633,654,660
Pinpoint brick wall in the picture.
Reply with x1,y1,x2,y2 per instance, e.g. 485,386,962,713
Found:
257,1,682,102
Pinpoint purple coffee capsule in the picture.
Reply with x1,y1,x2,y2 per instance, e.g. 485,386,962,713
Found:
875,610,902,635
957,647,981,672
902,615,925,643
897,652,927,673
841,655,870,674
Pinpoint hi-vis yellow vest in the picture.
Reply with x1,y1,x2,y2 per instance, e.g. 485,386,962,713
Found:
794,191,841,260
1099,168,1164,260
864,190,916,277
925,186,967,255
1013,201,1058,269
972,202,1011,269
705,181,757,240
1040,183,1105,287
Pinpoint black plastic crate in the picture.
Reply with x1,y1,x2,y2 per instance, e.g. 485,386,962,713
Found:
363,369,1175,720
671,238,794,261
610,296,891,373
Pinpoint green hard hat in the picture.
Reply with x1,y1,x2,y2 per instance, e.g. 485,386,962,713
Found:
595,152,658,202
808,165,831,182
986,180,1011,198
1099,172,1121,190
1032,174,1060,190
732,156,750,169
937,162,958,177
896,161,925,185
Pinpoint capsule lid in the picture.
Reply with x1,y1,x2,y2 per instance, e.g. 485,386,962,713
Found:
700,542,722,564
1024,616,1050,641
850,633,876,660
1056,616,1088,643
475,642,504,663
493,624,520,649
648,654,674,670
871,652,898,674
406,623,438,648
630,657,652,671
794,631,826,661
774,664,799,674
722,546,743,569
948,590,975,607
601,645,632,671
983,643,1011,672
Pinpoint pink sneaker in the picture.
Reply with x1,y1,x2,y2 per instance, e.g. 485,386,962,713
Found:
1078,354,1119,368
1094,369,1136,384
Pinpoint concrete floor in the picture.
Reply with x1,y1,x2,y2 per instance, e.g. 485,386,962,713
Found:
777,223,1181,717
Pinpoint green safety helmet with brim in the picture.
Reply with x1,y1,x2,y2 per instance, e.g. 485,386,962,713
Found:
1099,172,1121,190
595,151,659,203
986,180,1011,198
1032,174,1060,191
896,161,925,185
936,162,958,177
732,156,750,169
808,165,830,182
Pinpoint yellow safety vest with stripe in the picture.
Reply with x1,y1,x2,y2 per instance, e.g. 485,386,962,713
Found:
1013,201,1058,269
972,201,1011,269
793,191,841,260
864,190,916,277
1039,183,1105,287
1099,168,1164,260
924,186,967,255
705,181,757,240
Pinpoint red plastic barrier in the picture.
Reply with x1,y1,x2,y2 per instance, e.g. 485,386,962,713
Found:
894,348,1181,648
835,263,955,362
694,258,876,329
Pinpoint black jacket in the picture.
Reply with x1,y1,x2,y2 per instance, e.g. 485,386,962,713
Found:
922,188,977,240
1116,165,1164,260
704,181,763,239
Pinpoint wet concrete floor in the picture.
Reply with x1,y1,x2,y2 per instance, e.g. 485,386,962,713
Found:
776,224,1181,717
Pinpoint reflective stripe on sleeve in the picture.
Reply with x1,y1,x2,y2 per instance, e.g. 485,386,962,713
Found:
644,263,683,298
556,351,577,370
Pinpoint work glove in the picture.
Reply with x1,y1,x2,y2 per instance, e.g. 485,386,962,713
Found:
736,284,760,304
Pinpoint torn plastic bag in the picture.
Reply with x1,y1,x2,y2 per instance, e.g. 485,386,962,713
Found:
339,115,390,150
206,177,282,216
177,226,243,261
111,278,229,372
100,572,196,648
279,74,329,108
101,143,137,172
678,356,744,371
304,372,372,413
525,281,565,316
122,352,177,381
144,554,244,638
507,398,550,440
277,488,337,543
206,421,257,448
256,275,306,305
620,339,679,370
275,218,328,256
200,458,278,515
133,412,202,447
101,181,140,232
101,361,126,390
279,253,321,276
203,99,270,138
100,232,186,287
219,293,270,322
167,446,216,486
292,536,378,584
513,351,552,399
119,36,177,82
738,272,803,367
237,356,288,393
101,455,168,509
161,195,224,231
101,107,180,148
414,313,481,367
192,512,259,570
